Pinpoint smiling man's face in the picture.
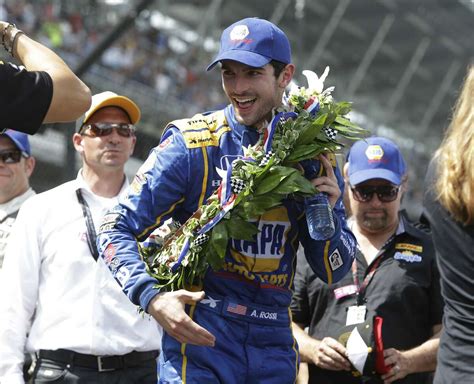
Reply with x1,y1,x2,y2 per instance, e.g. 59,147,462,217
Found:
221,60,293,129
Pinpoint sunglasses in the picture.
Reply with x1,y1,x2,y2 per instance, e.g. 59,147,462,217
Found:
80,123,136,138
351,185,400,203
0,149,28,164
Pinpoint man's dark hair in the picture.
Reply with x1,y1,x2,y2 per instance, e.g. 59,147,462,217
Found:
270,60,287,78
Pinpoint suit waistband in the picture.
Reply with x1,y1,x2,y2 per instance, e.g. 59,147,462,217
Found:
196,293,291,326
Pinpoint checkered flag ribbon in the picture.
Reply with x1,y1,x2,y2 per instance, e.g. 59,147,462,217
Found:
230,178,246,194
323,127,337,140
192,233,209,247
259,151,273,167
170,220,181,230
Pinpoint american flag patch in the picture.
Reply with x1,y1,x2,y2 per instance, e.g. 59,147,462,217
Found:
227,302,247,316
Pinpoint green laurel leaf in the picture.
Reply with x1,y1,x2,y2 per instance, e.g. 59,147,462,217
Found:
226,218,258,241
208,221,228,269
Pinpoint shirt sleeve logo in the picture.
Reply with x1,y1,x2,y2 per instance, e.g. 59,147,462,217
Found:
329,248,344,271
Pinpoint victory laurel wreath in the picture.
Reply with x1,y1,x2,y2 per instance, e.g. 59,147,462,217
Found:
140,67,368,291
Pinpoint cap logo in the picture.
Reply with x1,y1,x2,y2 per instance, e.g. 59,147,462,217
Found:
365,145,384,161
230,25,250,41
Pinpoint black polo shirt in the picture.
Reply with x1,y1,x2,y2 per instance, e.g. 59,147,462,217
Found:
0,61,53,133
423,158,474,384
291,211,443,384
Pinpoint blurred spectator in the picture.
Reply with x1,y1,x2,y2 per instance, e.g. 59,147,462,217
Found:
0,92,161,383
292,137,442,384
423,64,474,384
1,0,223,116
0,130,35,268
0,130,36,381
0,19,91,132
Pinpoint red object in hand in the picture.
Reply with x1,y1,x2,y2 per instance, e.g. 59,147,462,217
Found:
374,316,390,374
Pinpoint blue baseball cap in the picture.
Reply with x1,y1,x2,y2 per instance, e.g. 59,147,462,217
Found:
347,137,406,186
1,129,31,156
207,17,291,71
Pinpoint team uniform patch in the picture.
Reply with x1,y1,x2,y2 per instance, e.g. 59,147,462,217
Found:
169,111,231,149
129,173,147,195
109,257,120,271
158,136,173,151
116,266,130,287
201,296,220,308
395,243,423,253
227,302,247,316
329,248,344,271
394,251,422,263
99,213,121,233
103,243,116,264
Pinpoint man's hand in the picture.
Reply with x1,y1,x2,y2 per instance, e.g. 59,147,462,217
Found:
311,154,341,208
380,348,411,383
147,290,216,347
312,337,351,371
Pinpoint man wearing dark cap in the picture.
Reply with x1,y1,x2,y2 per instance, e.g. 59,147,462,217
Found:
291,137,443,384
0,130,35,269
0,92,161,383
96,18,356,383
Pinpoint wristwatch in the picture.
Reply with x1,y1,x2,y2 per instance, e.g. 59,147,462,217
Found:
1,23,24,56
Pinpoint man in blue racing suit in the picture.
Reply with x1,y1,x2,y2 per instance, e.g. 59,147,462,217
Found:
97,17,356,384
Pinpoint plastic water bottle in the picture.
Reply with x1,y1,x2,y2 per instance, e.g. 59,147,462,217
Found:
305,192,335,240
300,159,335,240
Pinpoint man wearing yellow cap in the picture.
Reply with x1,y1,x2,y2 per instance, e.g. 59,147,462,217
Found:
0,92,161,383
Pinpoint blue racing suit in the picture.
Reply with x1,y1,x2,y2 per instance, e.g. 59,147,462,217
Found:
97,104,356,384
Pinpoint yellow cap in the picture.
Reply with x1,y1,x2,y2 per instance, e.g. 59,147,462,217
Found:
81,91,141,126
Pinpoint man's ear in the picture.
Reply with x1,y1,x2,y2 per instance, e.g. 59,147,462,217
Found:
130,135,137,156
72,133,84,154
25,156,36,178
279,64,295,89
343,162,349,180
400,176,409,194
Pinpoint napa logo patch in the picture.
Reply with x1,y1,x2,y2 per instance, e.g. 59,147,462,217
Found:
230,25,250,41
230,207,290,273
365,145,384,161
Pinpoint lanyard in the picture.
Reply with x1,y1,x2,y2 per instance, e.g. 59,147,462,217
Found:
352,252,383,306
76,189,99,261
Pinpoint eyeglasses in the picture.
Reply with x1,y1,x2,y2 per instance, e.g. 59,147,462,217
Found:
0,150,28,164
80,123,136,138
351,185,400,203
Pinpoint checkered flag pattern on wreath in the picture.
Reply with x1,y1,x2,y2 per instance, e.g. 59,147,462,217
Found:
259,151,273,167
170,220,181,230
323,127,338,140
230,178,246,194
192,233,209,247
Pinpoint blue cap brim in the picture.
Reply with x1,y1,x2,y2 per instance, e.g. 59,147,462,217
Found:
349,169,401,186
206,50,272,71
2,131,30,155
